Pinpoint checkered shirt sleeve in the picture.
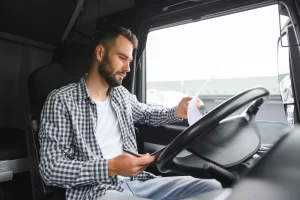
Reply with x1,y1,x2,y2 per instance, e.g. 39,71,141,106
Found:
125,89,181,125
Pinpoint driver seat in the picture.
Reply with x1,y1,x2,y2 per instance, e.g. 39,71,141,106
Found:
26,41,92,200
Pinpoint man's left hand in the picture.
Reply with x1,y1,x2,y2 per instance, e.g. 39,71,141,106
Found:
175,96,202,119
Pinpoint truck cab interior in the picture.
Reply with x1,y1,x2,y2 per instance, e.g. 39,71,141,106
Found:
1,0,300,199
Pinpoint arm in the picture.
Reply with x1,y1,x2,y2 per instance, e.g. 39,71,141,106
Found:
127,92,182,126
38,94,110,188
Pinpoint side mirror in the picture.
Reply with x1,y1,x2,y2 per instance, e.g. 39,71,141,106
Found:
278,3,300,47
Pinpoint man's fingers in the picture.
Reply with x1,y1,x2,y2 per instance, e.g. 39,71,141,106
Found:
135,155,155,165
185,96,193,101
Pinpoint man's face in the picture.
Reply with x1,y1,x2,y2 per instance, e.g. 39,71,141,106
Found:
98,35,133,87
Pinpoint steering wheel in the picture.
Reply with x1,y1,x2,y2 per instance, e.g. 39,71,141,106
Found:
156,87,269,183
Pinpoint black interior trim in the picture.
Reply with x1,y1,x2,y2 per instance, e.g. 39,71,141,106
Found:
0,32,55,51
281,0,300,122
227,127,300,200
150,0,276,30
61,0,85,41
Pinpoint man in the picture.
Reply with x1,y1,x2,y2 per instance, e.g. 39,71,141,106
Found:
39,25,222,200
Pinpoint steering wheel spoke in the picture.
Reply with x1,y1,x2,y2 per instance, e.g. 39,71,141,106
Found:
172,154,213,178
244,98,266,120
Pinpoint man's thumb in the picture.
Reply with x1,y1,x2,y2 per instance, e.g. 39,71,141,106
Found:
138,154,155,165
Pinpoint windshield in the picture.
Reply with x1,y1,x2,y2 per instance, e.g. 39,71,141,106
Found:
146,4,290,146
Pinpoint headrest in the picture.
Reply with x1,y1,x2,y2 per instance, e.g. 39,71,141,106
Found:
28,64,71,118
29,34,94,117
52,41,93,77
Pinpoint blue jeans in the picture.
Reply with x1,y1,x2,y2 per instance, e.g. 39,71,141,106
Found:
100,176,222,200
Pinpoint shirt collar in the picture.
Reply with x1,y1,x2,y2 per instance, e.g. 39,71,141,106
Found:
77,74,115,102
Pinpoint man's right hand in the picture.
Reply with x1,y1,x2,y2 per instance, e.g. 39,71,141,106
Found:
108,153,155,177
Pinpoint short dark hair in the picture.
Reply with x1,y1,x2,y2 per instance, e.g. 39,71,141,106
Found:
94,24,138,49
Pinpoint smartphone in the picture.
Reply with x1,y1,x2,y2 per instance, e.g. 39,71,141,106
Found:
124,149,142,157
124,147,166,159
150,147,166,157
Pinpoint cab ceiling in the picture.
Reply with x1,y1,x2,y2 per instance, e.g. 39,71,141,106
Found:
0,0,135,47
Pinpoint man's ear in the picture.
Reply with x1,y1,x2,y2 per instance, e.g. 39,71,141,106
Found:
95,45,105,61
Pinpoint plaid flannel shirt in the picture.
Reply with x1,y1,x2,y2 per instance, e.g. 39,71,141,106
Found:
38,75,181,200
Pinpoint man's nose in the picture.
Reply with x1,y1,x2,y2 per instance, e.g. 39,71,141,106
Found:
123,62,131,72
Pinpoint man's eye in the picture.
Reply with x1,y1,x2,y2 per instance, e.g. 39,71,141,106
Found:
120,56,125,60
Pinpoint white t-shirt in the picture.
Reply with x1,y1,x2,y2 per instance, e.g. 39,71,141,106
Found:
94,96,128,180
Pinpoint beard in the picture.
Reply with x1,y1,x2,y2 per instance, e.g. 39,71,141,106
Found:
98,53,126,87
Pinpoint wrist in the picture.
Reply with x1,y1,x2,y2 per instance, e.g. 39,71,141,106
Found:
175,106,181,119
108,158,117,176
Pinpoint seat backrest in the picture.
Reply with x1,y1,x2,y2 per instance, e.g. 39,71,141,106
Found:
28,64,72,120
26,41,93,200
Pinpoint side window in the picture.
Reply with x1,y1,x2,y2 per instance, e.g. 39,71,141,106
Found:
146,4,292,145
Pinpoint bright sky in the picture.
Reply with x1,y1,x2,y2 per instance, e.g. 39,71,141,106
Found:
146,4,290,82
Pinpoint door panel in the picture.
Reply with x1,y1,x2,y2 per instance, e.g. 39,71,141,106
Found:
137,122,187,146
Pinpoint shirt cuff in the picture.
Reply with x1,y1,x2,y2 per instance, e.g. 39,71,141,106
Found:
168,107,183,122
95,159,110,183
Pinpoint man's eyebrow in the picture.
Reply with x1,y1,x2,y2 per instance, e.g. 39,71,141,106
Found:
118,53,133,62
